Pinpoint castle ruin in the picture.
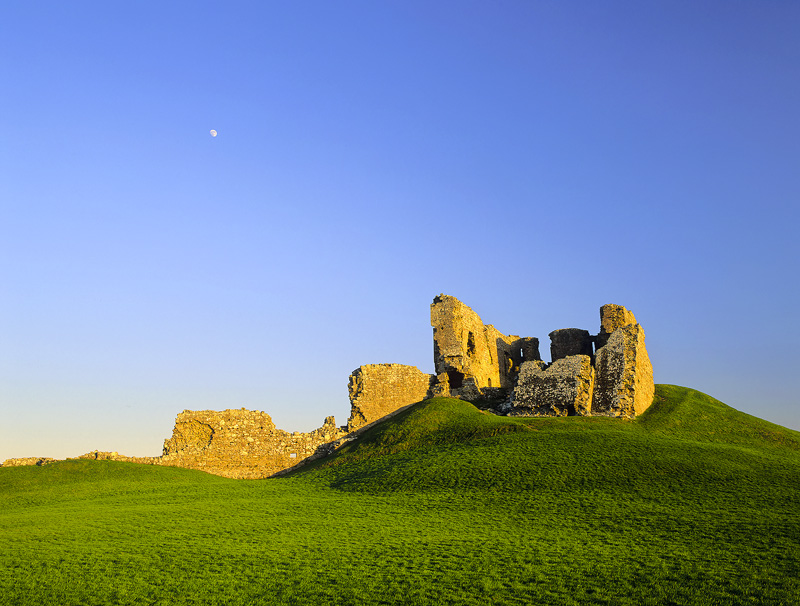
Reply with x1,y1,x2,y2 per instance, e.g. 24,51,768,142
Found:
1,295,654,478
424,295,654,418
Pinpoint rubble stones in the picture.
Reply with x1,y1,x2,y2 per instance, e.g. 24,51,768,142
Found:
347,364,434,431
512,355,595,416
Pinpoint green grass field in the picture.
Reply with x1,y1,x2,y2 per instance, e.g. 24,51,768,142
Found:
1,385,799,605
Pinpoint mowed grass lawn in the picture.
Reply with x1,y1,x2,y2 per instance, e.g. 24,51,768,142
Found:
1,385,799,605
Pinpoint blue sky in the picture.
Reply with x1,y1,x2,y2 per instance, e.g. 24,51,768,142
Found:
2,1,798,460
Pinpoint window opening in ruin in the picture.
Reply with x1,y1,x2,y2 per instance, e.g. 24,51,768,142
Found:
520,348,524,359
466,331,476,357
289,453,297,458
487,378,492,388
447,370,464,389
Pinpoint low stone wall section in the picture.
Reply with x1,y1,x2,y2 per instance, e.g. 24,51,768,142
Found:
160,409,347,479
347,363,434,431
1,457,57,467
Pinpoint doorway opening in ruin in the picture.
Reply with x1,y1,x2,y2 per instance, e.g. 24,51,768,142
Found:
487,378,492,388
447,370,464,389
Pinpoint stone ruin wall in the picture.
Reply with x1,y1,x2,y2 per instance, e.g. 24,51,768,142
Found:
347,364,434,431
593,322,654,417
1,295,655,477
1,364,435,478
511,356,595,417
1,457,58,467
0,413,350,480
430,294,540,395
158,409,348,479
429,297,654,420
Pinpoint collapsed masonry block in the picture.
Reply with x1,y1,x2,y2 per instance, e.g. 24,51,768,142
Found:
347,364,434,431
549,328,594,362
593,323,654,418
511,355,595,416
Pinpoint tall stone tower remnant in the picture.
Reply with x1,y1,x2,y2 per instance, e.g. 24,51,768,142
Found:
430,294,540,398
592,307,654,417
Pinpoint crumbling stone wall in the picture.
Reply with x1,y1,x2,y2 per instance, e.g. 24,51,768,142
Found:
1,457,57,467
160,409,347,479
596,304,638,350
430,294,540,397
593,322,654,418
75,451,160,465
347,364,434,431
3,295,656,479
429,295,653,419
512,355,595,416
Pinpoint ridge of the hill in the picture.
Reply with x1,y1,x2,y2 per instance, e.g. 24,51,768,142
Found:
293,384,800,493
3,384,798,606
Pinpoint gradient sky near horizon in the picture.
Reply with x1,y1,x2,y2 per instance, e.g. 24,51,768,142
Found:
2,1,798,461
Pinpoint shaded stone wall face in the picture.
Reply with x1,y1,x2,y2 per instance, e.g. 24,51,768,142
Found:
520,337,541,364
347,364,434,431
160,409,347,479
512,355,594,416
549,328,594,362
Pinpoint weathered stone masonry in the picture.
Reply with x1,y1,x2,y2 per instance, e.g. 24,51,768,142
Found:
347,364,434,431
159,409,348,479
427,297,653,419
2,295,654,478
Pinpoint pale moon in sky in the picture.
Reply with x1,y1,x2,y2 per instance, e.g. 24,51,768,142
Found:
210,129,217,137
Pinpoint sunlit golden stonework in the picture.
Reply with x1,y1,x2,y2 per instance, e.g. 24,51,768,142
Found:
2,295,653,479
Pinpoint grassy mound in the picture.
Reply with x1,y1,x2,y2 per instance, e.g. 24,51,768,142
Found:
303,385,800,494
1,385,798,605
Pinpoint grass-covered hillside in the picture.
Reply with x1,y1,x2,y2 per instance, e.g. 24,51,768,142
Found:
1,385,799,605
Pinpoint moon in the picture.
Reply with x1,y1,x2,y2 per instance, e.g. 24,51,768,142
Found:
210,130,217,137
